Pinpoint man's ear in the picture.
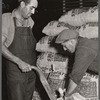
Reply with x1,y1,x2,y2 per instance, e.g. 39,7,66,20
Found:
20,1,25,8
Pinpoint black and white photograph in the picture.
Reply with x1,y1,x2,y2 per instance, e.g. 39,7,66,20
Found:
2,0,98,100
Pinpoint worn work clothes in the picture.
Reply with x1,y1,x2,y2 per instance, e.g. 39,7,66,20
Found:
5,17,37,100
2,10,34,47
69,37,98,85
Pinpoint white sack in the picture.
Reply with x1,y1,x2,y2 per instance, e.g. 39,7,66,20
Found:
59,6,98,26
78,22,98,39
37,52,69,93
42,21,80,36
36,36,68,54
72,73,98,100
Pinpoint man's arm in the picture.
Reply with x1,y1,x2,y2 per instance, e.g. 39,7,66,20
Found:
2,36,32,72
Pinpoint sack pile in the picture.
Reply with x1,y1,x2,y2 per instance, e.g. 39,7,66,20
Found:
71,73,98,100
42,6,98,39
35,36,69,99
59,6,98,26
34,6,98,100
36,52,69,94
42,21,80,36
36,36,68,54
56,73,98,100
36,36,57,53
78,22,98,39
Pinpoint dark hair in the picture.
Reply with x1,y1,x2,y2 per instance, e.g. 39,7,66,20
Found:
18,0,31,5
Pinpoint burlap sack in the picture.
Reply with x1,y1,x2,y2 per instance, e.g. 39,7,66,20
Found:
36,36,68,54
42,21,80,36
72,73,98,100
78,22,98,39
37,52,69,95
59,6,98,26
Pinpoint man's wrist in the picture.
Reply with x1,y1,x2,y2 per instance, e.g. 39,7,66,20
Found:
13,56,21,65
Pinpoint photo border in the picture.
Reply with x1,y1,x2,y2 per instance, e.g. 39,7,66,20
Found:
0,0,2,100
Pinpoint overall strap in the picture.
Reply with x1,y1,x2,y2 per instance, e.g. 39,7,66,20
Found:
13,17,17,28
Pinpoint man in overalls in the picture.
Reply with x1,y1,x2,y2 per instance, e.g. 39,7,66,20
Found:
2,0,38,100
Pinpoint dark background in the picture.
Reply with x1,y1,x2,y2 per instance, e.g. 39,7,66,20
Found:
2,0,98,100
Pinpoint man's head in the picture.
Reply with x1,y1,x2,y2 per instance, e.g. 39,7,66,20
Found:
18,0,38,19
55,29,79,53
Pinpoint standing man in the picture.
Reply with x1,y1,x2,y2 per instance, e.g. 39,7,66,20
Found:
2,0,38,100
55,29,98,99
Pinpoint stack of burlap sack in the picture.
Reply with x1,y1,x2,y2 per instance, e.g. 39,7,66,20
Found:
34,6,98,100
35,37,69,100
56,73,98,100
42,6,98,39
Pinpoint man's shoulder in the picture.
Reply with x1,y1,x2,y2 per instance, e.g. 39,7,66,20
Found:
2,12,13,22
2,12,15,33
2,12,12,17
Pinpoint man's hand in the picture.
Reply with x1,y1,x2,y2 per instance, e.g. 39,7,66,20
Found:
17,60,32,72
